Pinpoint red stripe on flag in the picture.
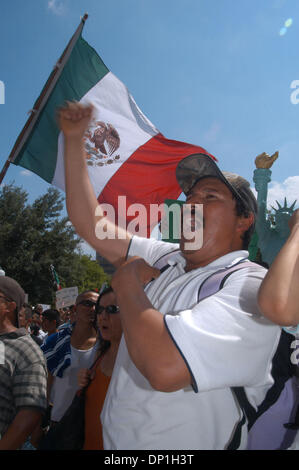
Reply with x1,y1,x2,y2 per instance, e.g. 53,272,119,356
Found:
98,133,215,236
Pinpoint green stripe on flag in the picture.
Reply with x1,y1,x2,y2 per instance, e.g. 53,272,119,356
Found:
14,35,109,182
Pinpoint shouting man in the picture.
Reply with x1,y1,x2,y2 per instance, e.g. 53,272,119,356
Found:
59,102,280,450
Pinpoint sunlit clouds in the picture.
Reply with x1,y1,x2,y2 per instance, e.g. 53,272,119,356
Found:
252,176,299,210
47,0,66,16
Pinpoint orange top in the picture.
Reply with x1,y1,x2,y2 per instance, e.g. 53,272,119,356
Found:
83,367,111,450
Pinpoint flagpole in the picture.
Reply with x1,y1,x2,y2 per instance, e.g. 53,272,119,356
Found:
0,160,11,185
0,13,89,185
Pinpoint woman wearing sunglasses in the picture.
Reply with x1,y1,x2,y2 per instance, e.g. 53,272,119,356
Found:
77,285,122,450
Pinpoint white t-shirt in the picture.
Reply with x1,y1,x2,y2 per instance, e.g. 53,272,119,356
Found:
38,329,47,341
51,342,98,422
101,236,281,450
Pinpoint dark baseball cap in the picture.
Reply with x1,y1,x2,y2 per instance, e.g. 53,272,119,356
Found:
0,276,25,313
176,153,257,217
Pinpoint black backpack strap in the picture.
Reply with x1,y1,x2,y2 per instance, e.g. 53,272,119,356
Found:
226,387,258,449
226,410,247,450
232,387,258,430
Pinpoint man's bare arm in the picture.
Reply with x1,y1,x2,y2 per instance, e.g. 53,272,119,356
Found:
0,409,42,450
60,102,131,267
111,257,192,392
258,209,299,326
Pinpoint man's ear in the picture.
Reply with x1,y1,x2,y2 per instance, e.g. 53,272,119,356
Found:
9,301,17,313
237,213,254,234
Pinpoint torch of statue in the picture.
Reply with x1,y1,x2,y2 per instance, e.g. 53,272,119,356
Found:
255,151,279,169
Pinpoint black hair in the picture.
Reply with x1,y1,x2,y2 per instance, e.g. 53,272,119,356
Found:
234,196,256,250
76,289,99,305
30,323,40,336
42,309,61,327
95,285,115,358
97,286,114,307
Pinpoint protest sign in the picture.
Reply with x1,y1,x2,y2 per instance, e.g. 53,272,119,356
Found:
56,287,78,309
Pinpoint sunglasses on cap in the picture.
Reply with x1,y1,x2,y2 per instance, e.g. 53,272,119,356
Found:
96,305,120,315
77,299,97,308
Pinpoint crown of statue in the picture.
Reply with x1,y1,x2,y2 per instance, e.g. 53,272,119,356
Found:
271,198,297,214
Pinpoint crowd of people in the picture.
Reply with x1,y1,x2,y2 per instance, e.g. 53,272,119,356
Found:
0,101,298,450
0,283,123,450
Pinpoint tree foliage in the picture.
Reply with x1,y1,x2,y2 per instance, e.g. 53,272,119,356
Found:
0,184,110,305
73,254,111,293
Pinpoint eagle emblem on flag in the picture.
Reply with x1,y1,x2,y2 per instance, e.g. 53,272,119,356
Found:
84,120,121,166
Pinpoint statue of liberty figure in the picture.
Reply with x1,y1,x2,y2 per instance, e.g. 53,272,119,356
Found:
252,151,297,266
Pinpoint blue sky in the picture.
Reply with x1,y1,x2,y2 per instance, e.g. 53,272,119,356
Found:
1,0,299,256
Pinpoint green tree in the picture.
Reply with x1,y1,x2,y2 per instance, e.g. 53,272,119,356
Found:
0,184,109,305
71,254,111,293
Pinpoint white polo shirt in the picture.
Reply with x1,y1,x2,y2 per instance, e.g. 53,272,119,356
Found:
101,236,281,450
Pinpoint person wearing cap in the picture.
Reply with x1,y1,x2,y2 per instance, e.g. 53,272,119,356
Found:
59,102,281,450
0,276,47,449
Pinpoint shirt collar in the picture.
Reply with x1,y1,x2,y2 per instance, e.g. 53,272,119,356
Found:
176,250,249,271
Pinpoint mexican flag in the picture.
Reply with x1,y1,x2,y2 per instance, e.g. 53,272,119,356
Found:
10,15,214,235
50,264,61,291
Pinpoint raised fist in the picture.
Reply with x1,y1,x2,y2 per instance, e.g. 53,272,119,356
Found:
58,101,94,139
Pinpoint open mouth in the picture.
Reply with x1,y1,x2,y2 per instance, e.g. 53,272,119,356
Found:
180,205,204,234
182,216,203,234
